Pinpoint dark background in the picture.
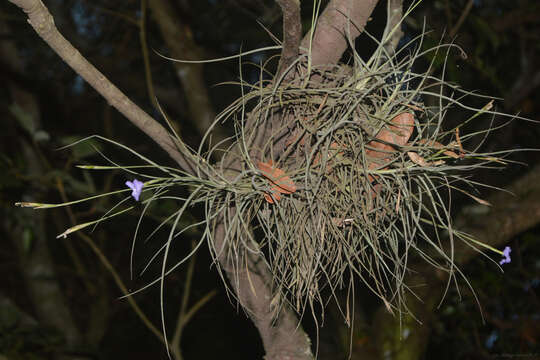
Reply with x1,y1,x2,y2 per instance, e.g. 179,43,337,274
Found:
0,0,539,359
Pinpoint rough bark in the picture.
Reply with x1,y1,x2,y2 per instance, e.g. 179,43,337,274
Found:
300,0,379,67
214,223,313,360
275,0,302,78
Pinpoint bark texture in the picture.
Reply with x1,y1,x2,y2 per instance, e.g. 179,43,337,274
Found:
300,0,379,67
214,223,313,360
276,0,302,78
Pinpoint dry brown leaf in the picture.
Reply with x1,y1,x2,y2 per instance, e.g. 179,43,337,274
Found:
407,151,430,166
263,192,281,204
258,160,297,204
364,113,415,202
467,193,492,206
417,139,460,159
366,112,414,159
408,151,446,167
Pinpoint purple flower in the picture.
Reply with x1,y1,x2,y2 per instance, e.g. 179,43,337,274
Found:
125,179,144,201
499,246,511,265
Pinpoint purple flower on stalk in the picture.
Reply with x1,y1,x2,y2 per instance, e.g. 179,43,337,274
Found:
499,246,511,265
125,179,144,201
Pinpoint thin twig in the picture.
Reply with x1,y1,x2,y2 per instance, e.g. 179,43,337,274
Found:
444,0,453,30
170,241,196,360
139,0,158,109
78,0,139,26
180,289,217,329
449,0,474,38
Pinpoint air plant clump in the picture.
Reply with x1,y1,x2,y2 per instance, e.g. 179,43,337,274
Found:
16,31,516,323
198,34,517,316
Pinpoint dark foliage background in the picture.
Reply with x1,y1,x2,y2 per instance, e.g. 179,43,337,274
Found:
0,0,538,359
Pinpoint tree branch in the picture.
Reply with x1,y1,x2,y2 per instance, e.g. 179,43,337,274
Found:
300,0,379,67
275,0,301,78
7,0,197,174
449,0,474,38
213,222,313,360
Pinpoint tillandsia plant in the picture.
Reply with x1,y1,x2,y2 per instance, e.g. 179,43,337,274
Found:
12,0,528,357
195,34,520,318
